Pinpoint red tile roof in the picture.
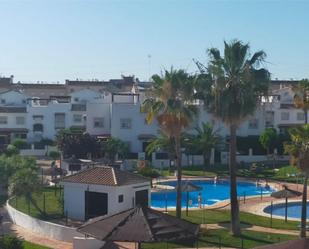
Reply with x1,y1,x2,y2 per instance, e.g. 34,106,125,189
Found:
61,166,149,186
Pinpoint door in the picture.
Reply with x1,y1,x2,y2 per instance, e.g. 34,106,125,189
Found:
85,191,108,220
135,189,149,207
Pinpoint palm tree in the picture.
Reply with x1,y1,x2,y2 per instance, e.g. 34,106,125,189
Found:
195,40,270,235
146,132,176,162
143,68,198,218
184,122,221,171
293,79,309,124
285,125,309,238
102,137,129,163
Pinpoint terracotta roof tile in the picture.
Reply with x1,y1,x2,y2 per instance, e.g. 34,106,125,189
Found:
61,166,149,186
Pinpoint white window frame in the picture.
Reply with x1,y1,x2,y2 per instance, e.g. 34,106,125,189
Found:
16,116,25,125
120,118,132,129
281,112,290,121
73,114,83,123
297,112,305,121
0,116,8,124
93,117,104,128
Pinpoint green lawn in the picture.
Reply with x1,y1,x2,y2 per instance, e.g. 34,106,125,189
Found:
169,209,300,230
142,229,297,249
24,241,51,249
162,165,303,183
10,187,301,231
9,187,64,220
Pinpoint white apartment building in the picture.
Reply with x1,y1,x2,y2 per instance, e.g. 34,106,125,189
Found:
0,83,306,159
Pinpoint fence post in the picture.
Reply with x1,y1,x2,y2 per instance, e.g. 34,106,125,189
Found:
43,193,46,216
241,238,244,249
260,187,263,200
243,191,246,204
65,210,68,225
28,198,30,215
270,201,273,228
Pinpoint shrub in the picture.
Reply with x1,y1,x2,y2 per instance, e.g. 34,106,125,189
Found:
5,145,19,156
0,235,24,249
138,166,160,178
11,139,28,150
49,151,60,160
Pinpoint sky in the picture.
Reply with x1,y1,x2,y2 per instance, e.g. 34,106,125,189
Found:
0,0,308,83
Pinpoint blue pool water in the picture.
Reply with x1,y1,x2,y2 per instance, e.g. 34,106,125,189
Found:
151,180,274,208
264,202,309,219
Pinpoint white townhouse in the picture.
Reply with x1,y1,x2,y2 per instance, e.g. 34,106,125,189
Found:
0,90,28,145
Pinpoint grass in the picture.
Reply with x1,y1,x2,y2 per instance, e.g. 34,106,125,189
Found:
9,187,64,220
162,164,303,183
9,187,301,231
169,209,301,230
24,241,51,249
142,229,297,249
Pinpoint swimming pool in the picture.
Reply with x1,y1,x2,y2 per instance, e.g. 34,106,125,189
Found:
151,180,274,208
264,202,309,219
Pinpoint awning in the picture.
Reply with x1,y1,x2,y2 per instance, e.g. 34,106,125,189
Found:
138,134,156,140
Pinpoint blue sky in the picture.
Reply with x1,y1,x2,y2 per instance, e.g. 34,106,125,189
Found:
0,0,308,83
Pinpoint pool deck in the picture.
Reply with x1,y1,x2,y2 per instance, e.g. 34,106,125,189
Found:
152,176,307,221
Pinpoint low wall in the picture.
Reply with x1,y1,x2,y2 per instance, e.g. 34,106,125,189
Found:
6,200,82,242
20,145,58,157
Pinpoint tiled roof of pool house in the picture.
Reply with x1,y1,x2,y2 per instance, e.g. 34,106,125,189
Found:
60,166,150,186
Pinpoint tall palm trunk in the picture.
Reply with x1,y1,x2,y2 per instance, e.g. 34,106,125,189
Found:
175,136,182,218
300,174,308,238
229,124,241,236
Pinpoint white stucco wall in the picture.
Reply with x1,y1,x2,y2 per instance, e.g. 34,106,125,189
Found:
86,103,111,135
111,103,158,153
6,200,82,242
63,181,150,220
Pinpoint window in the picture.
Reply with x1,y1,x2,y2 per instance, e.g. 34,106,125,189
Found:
74,97,79,102
33,123,44,132
33,115,44,120
55,113,65,129
281,112,290,121
248,119,258,129
93,117,104,128
118,195,124,203
22,99,27,104
297,112,305,121
1,99,5,104
120,118,132,129
16,116,25,125
0,116,7,124
73,114,82,123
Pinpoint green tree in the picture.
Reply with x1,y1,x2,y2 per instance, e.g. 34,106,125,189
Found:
0,155,37,191
11,139,27,150
259,128,278,155
195,40,270,235
285,124,309,238
143,68,198,218
293,79,309,124
101,137,129,162
184,122,221,171
56,129,100,158
9,166,43,215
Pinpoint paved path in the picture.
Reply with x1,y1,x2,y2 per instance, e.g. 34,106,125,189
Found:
203,223,299,236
